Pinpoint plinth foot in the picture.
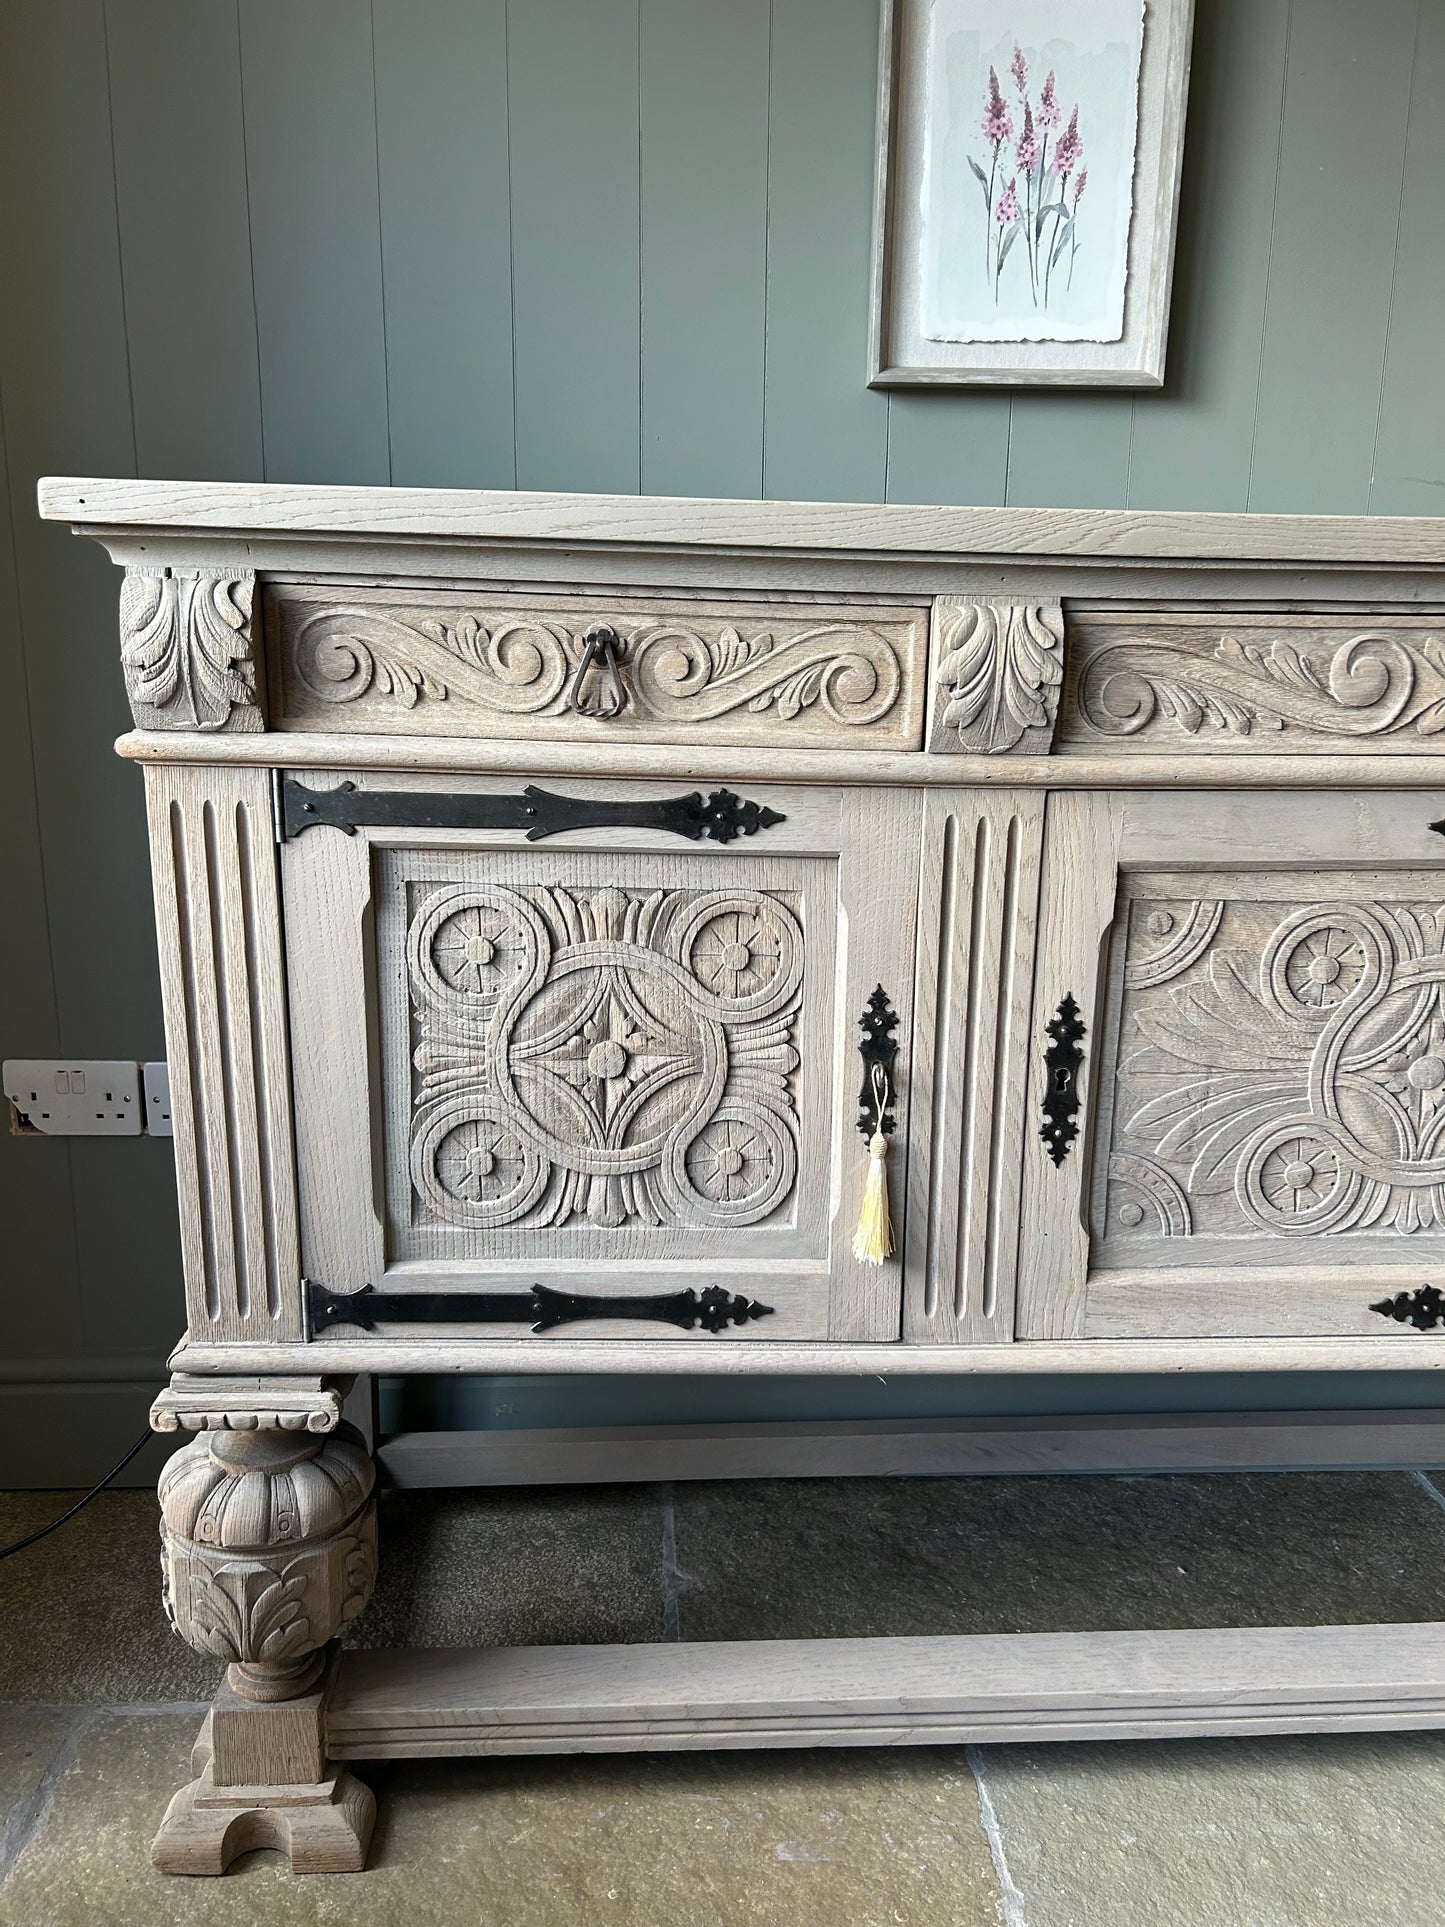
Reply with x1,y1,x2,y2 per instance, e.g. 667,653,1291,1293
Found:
150,1760,375,1876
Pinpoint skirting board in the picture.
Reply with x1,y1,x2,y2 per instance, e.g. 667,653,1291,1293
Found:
375,1409,1445,1489
326,1624,1445,1759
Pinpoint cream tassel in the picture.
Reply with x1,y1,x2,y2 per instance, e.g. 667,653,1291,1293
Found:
852,1128,894,1265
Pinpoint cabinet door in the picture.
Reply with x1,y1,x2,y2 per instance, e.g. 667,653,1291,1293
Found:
282,773,920,1343
1017,791,1445,1341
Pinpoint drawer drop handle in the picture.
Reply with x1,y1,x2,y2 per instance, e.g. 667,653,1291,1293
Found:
568,624,629,719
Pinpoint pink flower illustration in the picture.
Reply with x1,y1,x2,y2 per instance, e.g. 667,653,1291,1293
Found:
981,65,1013,147
1053,105,1083,176
1016,100,1037,172
968,55,1085,311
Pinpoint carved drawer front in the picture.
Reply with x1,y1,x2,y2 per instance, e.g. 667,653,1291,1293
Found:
1017,790,1445,1341
281,775,920,1343
1057,609,1445,755
265,585,928,751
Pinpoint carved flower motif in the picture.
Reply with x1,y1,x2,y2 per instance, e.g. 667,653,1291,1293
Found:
539,990,686,1132
432,904,530,998
686,1118,774,1205
1373,1017,1445,1123
434,1118,530,1203
1282,927,1367,1008
691,912,782,999
1256,1135,1340,1217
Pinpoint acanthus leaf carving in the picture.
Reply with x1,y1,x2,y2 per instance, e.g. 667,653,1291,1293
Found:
158,1426,378,1704
189,1561,312,1666
929,600,1064,754
119,569,260,732
1075,624,1445,748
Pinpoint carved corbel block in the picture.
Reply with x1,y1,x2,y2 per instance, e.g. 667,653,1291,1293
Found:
151,1375,347,1435
927,599,1064,754
158,1423,376,1705
119,567,262,732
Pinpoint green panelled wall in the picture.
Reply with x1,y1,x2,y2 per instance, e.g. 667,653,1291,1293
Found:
1,0,1443,1479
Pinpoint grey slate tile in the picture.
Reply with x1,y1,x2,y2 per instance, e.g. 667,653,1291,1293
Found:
348,1484,667,1649
0,1712,1005,1927
670,1472,1445,1640
978,1731,1445,1927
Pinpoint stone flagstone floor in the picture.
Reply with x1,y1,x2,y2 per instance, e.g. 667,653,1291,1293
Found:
3,1468,1445,1924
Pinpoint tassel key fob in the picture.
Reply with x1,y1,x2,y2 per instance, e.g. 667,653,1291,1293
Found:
853,987,900,1266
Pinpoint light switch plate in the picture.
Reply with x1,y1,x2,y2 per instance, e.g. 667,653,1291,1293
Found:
3,1060,143,1136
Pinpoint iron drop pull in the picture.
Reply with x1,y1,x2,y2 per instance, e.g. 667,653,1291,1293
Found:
567,624,629,719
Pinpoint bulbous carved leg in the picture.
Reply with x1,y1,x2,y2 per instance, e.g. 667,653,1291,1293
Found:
151,1417,378,1875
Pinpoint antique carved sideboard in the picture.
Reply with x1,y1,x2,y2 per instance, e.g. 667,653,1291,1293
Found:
38,478,1445,1874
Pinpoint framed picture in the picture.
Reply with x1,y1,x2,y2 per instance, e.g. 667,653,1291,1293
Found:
869,0,1194,387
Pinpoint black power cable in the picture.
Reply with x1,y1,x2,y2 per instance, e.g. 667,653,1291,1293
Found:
0,1425,154,1562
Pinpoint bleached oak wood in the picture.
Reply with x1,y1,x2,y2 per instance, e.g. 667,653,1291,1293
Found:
57,478,1445,1874
152,1761,374,1877
117,730,1445,791
325,1624,1445,1758
1058,608,1445,756
1019,790,1445,1341
282,773,919,1344
904,791,1044,1342
44,476,1445,567
142,765,303,1341
1015,792,1123,1340
169,1333,1445,1375
375,1409,1445,1487
268,583,928,751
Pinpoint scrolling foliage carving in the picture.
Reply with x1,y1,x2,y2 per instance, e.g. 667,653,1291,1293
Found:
1106,892,1445,1243
282,596,908,738
120,569,260,732
407,882,803,1233
1074,619,1445,749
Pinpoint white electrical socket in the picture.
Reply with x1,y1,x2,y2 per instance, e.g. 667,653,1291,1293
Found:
142,1061,173,1136
3,1060,143,1137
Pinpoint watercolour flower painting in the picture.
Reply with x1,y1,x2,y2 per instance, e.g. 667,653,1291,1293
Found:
919,0,1146,344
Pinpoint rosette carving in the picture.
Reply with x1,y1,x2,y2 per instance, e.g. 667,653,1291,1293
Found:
929,600,1064,754
406,882,802,1233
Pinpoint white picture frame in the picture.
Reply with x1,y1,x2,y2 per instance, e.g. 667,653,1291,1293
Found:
869,0,1194,388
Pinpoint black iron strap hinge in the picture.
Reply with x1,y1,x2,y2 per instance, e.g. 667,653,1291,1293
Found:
306,1279,775,1337
279,776,785,844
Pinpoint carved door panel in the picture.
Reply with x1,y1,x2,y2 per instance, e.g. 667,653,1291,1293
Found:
1016,791,1445,1340
282,773,921,1343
